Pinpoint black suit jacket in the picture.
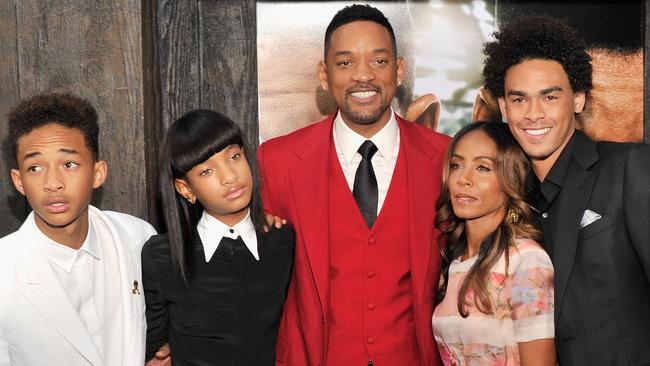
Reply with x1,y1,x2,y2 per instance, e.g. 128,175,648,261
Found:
141,225,294,366
547,131,650,365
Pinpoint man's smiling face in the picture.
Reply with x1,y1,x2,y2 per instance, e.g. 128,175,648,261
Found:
319,20,404,129
499,59,585,168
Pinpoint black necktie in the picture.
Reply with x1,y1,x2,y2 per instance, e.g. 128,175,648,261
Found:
353,140,379,228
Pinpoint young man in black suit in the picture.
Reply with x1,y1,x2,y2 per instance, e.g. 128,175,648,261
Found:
482,16,650,366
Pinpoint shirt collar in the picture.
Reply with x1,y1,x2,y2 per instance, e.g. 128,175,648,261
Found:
543,131,578,188
197,209,259,261
333,109,400,165
539,131,578,206
39,221,100,274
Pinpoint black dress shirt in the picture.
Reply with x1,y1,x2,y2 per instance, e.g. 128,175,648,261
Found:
531,132,577,259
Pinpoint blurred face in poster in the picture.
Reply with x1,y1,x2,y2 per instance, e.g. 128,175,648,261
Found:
258,2,499,141
576,48,643,142
318,21,405,134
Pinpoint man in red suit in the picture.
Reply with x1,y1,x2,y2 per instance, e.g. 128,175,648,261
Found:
258,5,450,365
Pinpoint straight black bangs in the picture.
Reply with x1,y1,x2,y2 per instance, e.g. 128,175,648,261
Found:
165,109,244,178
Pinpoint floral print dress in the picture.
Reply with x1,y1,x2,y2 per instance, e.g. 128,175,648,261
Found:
432,238,554,366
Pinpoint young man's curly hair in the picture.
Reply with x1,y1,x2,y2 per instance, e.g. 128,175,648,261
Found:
482,15,593,99
8,93,100,162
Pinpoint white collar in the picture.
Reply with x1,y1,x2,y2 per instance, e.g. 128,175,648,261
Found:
333,109,400,165
196,209,259,261
39,220,100,274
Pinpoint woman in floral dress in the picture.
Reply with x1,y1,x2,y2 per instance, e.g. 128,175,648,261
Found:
432,122,555,365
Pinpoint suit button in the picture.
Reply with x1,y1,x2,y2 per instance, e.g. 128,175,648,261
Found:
367,303,376,310
367,270,376,278
368,237,376,245
367,337,376,344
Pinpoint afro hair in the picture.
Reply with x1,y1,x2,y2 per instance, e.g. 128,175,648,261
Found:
482,15,593,98
8,93,99,162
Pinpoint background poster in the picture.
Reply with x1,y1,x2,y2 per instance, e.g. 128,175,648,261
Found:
257,1,496,141
257,0,644,143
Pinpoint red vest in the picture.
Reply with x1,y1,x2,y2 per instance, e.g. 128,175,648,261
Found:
326,141,420,366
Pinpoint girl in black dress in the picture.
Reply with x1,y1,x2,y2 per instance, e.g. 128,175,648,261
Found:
142,109,294,366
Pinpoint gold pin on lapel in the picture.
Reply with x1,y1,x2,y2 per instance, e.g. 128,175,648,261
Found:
132,280,140,295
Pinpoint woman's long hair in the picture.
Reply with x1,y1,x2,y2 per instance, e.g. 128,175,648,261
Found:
435,121,541,316
159,109,266,283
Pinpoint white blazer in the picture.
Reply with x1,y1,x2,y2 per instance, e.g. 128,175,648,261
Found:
0,206,156,366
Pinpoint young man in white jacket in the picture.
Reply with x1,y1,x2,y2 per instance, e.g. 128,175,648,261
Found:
0,93,164,366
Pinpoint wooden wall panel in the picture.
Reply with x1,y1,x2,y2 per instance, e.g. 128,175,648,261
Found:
155,0,201,129
142,0,164,229
0,0,28,234
199,1,259,144
0,0,259,236
0,0,147,236
155,0,258,140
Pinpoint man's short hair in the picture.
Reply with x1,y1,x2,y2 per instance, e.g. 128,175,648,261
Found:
8,93,100,162
324,4,396,59
482,15,593,98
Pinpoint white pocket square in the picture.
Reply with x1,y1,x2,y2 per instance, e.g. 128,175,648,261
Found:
580,209,602,228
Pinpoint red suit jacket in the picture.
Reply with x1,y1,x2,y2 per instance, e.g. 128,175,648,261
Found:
258,113,450,366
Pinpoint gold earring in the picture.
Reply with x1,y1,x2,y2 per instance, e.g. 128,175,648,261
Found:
505,208,519,224
185,196,195,204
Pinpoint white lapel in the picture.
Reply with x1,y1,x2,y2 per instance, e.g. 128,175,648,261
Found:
13,213,104,366
88,207,145,366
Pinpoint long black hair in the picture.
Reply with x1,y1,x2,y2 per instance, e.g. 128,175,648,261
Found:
159,109,266,282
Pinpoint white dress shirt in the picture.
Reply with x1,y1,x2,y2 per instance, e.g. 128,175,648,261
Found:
197,209,259,261
332,109,401,214
40,218,123,365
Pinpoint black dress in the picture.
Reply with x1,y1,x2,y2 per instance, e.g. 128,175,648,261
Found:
142,225,294,366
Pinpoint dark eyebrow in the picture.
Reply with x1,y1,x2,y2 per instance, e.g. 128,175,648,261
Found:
60,148,81,155
506,86,563,98
372,48,390,54
474,156,496,163
333,50,352,57
23,151,41,161
451,153,495,162
23,148,80,161
333,48,391,58
540,86,562,95
506,90,526,97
